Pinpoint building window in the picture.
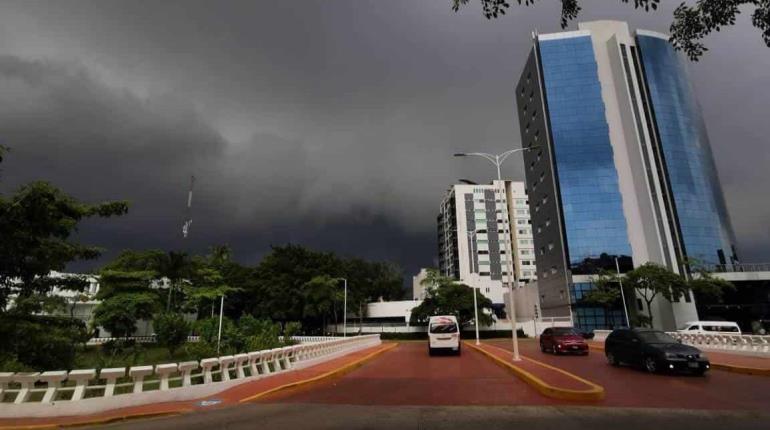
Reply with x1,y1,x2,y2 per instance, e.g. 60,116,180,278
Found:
548,242,554,251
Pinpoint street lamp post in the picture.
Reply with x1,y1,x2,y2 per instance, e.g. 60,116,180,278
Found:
467,231,481,346
455,147,538,361
614,257,631,328
336,278,348,337
216,294,224,355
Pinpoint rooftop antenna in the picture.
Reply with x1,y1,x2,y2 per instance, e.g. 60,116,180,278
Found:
182,175,195,239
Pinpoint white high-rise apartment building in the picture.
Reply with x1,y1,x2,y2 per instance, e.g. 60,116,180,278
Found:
437,180,536,305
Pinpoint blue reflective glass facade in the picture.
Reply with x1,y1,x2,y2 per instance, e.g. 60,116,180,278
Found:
636,35,737,265
570,282,627,330
538,36,632,273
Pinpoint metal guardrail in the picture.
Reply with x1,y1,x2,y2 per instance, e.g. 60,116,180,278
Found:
0,335,380,406
667,332,770,354
699,263,770,273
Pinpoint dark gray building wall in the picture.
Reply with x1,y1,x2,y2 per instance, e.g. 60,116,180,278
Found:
516,47,572,317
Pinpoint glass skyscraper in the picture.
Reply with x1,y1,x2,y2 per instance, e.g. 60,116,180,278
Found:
517,21,737,330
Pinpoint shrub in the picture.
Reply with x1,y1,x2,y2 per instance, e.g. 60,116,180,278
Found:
283,321,302,344
154,313,191,356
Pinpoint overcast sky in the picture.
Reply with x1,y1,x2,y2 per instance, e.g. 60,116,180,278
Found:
1,1,768,281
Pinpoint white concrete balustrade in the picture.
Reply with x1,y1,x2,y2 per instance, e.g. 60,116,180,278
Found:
667,332,770,355
0,335,381,418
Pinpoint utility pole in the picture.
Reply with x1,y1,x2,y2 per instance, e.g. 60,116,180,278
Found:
455,147,538,361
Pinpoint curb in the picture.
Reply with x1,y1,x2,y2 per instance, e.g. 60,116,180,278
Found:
466,342,605,402
0,410,187,430
239,342,398,403
590,342,770,376
710,363,770,376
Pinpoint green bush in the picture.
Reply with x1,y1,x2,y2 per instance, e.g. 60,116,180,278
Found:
154,313,191,355
283,321,302,344
0,316,88,370
184,341,218,361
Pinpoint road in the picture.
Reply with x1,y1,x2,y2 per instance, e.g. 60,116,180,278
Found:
487,339,770,410
258,341,553,406
91,341,770,429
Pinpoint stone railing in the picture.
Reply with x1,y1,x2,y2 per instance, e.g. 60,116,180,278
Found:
667,332,770,355
0,335,381,418
86,335,201,345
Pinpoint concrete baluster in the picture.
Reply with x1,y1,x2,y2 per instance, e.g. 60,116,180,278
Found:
259,351,271,374
155,363,178,391
0,372,15,398
218,356,235,381
99,368,126,397
269,349,283,371
39,371,68,403
200,358,218,384
68,369,96,401
13,372,40,404
247,352,262,376
128,366,154,393
178,361,199,386
234,354,249,378
282,346,294,369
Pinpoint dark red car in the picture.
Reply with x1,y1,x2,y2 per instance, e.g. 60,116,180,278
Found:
539,327,589,355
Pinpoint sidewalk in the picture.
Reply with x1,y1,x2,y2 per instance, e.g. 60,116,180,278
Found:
468,342,604,401
0,343,395,430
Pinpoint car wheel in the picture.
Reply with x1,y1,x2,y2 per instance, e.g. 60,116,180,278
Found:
606,351,618,366
540,343,546,353
644,356,658,373
428,347,434,356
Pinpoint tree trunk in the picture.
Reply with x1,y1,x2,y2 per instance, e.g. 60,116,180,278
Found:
645,299,655,328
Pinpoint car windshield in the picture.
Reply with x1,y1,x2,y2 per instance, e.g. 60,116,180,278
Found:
552,328,578,336
637,331,677,344
430,323,458,334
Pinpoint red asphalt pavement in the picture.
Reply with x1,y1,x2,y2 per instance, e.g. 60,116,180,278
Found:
259,342,563,406
488,339,770,410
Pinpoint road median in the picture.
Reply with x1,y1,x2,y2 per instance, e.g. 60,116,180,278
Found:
467,342,605,402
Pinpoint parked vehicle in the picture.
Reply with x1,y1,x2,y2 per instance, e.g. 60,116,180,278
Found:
677,321,741,335
539,327,589,355
605,328,710,375
428,315,461,356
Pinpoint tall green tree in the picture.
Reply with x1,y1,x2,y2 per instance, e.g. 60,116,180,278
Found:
0,182,128,314
623,263,689,328
410,282,494,327
94,250,165,338
688,269,736,303
302,275,342,333
451,0,770,61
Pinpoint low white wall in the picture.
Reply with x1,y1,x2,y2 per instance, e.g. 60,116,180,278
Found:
0,335,381,418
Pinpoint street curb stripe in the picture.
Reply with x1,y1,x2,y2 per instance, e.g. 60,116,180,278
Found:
588,343,770,376
0,410,188,430
466,342,605,402
238,342,398,403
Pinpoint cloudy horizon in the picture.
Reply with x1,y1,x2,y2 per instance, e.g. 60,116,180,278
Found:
1,1,768,281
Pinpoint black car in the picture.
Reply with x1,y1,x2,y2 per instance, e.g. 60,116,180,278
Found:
604,328,710,375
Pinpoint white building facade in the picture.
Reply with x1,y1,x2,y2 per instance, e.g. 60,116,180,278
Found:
437,181,536,305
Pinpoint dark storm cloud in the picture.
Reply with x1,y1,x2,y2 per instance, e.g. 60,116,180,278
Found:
0,0,768,277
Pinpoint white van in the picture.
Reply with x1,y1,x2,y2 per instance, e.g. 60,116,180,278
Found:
428,315,461,356
677,321,742,335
